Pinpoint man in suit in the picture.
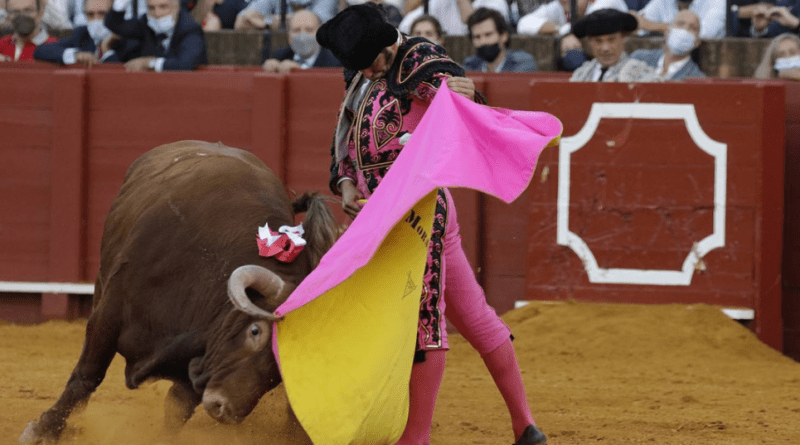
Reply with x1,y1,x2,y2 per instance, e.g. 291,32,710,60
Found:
34,0,124,65
570,8,658,82
631,9,705,80
462,7,538,72
104,0,207,71
262,9,340,73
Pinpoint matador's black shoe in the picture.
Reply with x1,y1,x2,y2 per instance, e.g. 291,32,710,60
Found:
513,425,548,445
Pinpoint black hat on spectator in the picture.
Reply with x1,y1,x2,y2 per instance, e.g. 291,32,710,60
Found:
316,4,398,71
572,8,638,38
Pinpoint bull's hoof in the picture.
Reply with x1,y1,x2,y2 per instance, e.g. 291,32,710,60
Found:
513,424,547,445
19,421,58,445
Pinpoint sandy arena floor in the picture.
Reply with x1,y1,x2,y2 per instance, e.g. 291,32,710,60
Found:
2,301,799,445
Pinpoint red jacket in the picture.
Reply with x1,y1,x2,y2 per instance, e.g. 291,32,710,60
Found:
0,31,58,62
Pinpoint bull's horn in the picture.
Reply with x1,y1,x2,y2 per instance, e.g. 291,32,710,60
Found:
227,265,284,321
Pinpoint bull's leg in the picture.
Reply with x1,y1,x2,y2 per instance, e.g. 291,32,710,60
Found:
19,311,119,444
164,381,202,431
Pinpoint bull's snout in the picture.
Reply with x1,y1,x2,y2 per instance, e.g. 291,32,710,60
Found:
202,389,243,425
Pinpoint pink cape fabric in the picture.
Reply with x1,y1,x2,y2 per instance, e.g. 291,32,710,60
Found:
272,81,562,321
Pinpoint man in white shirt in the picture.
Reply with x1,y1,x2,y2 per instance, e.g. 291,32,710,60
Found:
631,0,725,39
398,0,509,36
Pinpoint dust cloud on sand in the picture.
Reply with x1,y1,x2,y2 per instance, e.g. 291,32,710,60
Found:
3,301,799,444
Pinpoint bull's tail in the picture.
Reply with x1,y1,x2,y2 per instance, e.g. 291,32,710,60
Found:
292,192,340,268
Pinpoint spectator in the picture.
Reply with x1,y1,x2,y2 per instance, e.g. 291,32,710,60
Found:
399,0,509,36
631,0,725,39
739,1,800,38
262,9,340,72
631,9,705,79
410,14,445,46
234,0,336,31
0,0,57,62
570,8,658,82
201,0,248,30
339,0,402,26
105,0,207,71
41,0,86,30
34,0,124,65
463,7,537,72
754,32,800,79
516,0,628,71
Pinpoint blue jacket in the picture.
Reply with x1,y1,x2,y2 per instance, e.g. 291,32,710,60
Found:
105,8,207,70
630,48,706,80
33,26,122,64
462,49,538,73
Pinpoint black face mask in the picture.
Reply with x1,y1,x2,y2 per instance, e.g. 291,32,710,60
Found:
476,43,501,63
12,15,36,36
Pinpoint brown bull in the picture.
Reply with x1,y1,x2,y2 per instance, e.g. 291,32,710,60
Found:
20,141,339,443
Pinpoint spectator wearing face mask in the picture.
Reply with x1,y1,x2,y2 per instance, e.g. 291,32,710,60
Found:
105,0,207,71
234,0,336,30
463,7,537,72
754,32,800,79
0,0,57,62
34,0,125,65
410,14,445,46
262,10,340,72
630,9,705,80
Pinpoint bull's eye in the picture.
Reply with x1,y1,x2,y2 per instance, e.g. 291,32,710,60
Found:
250,324,260,336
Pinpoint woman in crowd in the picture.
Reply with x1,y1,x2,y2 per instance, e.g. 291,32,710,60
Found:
754,32,800,80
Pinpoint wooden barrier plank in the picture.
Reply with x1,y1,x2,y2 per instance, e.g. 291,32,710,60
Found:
251,74,286,181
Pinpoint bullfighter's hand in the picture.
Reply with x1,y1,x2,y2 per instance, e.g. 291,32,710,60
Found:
125,56,155,72
446,76,475,101
277,59,301,73
339,179,364,220
75,51,98,67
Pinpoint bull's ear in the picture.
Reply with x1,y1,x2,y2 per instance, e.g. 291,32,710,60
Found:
189,356,210,394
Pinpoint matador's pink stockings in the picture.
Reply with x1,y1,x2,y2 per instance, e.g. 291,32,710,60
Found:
395,350,447,445
482,338,537,441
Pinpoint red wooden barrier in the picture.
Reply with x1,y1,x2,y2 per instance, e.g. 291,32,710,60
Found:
0,66,793,358
525,80,785,351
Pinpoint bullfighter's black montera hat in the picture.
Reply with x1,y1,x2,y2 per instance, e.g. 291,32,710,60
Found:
572,8,638,39
316,3,398,71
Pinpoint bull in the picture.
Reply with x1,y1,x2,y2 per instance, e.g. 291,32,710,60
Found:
20,141,339,443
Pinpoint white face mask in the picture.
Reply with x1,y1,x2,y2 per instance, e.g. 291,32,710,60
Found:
775,55,800,71
666,27,696,56
87,19,111,44
147,13,175,35
290,32,319,59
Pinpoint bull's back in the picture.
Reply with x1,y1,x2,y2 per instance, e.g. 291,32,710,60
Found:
96,141,293,306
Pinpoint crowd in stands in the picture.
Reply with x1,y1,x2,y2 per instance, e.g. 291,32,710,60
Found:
0,0,799,80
